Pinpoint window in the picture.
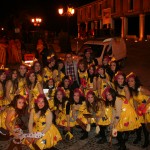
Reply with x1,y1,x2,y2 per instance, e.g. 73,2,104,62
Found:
129,0,133,10
88,7,91,18
98,3,102,16
112,0,116,13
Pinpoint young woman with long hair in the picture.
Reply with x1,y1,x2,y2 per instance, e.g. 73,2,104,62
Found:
28,94,62,150
126,72,150,148
0,95,26,149
103,87,141,150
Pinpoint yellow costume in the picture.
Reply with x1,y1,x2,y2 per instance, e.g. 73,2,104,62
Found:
0,87,10,106
133,87,150,123
30,82,41,108
43,67,53,83
98,106,113,126
0,106,16,130
53,69,65,87
85,76,98,96
56,101,75,127
115,98,141,132
72,101,88,125
18,77,28,98
47,88,56,111
29,109,62,150
37,74,43,84
63,87,70,98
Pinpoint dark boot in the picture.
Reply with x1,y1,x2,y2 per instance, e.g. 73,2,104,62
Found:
97,137,107,144
142,124,149,148
80,131,88,140
133,127,142,144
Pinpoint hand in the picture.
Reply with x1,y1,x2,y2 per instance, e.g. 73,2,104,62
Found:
15,88,21,95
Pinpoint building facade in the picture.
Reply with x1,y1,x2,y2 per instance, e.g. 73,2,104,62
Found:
76,0,150,40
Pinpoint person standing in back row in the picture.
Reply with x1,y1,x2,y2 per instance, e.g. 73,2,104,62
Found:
64,53,79,90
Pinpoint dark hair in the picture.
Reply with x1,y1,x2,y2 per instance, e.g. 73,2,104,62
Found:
7,69,18,94
105,88,125,107
59,75,71,88
0,69,6,97
86,91,100,113
26,70,38,89
34,95,50,116
32,61,43,75
87,65,96,83
9,94,26,115
114,72,126,90
54,90,68,109
128,76,142,96
78,59,88,71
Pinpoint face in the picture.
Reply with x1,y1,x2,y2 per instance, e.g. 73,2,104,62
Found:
66,54,72,63
34,62,41,72
57,91,63,101
64,79,70,87
127,77,135,88
85,52,90,59
37,98,45,109
110,62,116,71
29,73,36,83
117,75,124,85
98,68,104,75
106,91,113,101
17,98,25,109
12,70,18,80
48,79,54,86
58,63,64,70
74,92,80,103
0,72,6,81
87,94,94,104
79,63,84,70
48,60,55,68
102,58,109,65
19,65,27,75
89,67,94,75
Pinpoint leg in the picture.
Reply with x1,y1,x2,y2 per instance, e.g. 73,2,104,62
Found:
142,123,149,148
97,126,107,144
117,132,126,150
133,127,142,144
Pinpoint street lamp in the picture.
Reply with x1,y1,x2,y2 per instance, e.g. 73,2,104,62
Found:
31,17,42,26
58,6,75,16
58,6,75,52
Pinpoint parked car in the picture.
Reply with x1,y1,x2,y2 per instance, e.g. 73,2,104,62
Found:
77,37,127,67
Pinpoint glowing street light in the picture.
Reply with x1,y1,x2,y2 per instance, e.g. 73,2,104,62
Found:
58,6,75,16
31,17,42,26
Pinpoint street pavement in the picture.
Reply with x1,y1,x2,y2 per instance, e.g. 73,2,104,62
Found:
1,39,150,150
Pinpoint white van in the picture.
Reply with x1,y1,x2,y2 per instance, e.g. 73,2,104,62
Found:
78,37,127,67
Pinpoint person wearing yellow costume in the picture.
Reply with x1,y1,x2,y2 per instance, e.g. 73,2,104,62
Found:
54,87,75,140
71,88,88,139
0,69,7,107
44,78,56,111
84,91,104,141
27,71,43,110
5,69,19,105
114,71,130,102
43,55,56,84
0,95,26,149
52,59,65,87
28,94,62,150
103,87,141,150
96,65,111,98
126,72,150,148
84,65,97,96
32,61,43,84
78,59,88,92
17,64,28,99
59,75,72,99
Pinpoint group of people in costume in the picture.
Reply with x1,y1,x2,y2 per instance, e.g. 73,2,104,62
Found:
0,47,150,150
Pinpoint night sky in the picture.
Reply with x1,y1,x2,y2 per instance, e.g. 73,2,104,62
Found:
0,0,95,32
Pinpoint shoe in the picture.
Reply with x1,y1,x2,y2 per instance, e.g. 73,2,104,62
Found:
133,138,141,144
80,132,88,140
97,138,107,144
113,142,120,146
